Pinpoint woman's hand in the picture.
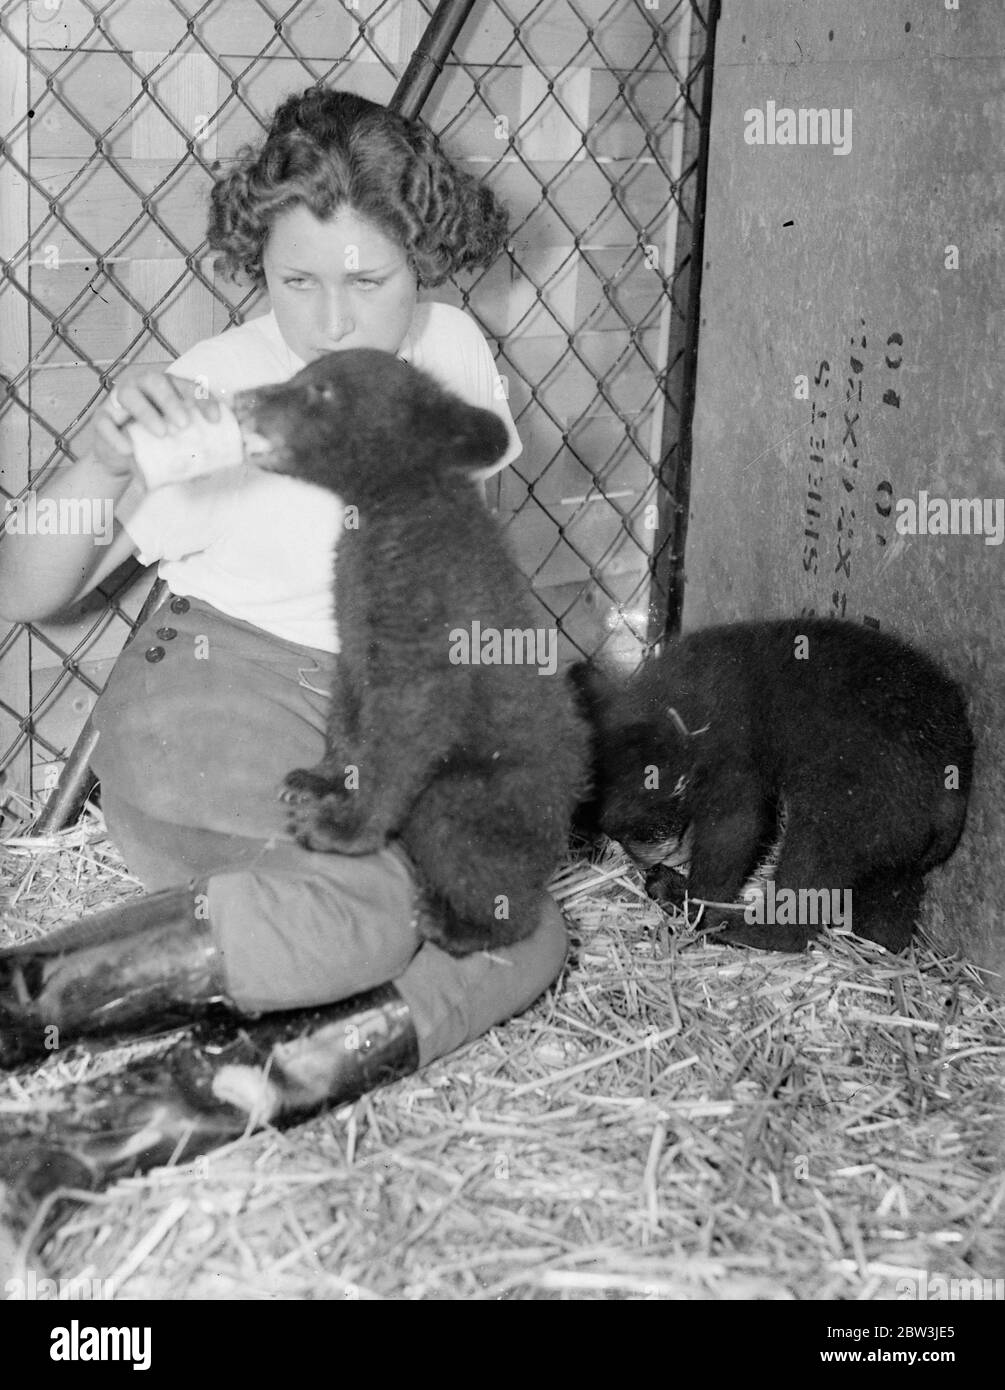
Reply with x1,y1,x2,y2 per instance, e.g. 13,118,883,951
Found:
92,369,222,480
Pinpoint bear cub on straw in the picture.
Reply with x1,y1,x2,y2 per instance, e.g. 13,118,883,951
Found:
236,348,590,956
571,618,973,953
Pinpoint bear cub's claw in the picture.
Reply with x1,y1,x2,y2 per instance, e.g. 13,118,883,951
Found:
282,768,383,856
281,767,333,801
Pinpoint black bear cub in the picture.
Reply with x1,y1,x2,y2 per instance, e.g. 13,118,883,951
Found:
572,619,974,953
235,349,590,956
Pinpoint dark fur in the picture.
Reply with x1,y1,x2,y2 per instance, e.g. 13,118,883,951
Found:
236,349,590,955
572,618,974,953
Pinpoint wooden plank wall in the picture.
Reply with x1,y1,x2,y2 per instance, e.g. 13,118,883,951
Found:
685,0,1005,984
0,0,696,811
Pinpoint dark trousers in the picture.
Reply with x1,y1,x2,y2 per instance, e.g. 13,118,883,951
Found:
91,596,566,1063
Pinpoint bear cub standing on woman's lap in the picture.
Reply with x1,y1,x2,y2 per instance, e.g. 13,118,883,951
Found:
235,349,590,956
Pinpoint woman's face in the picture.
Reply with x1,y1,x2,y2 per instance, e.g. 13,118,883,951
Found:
262,204,418,363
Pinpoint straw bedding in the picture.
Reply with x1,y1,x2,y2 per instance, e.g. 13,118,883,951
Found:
1,809,1002,1300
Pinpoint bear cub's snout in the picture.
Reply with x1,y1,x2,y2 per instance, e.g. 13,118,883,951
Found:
234,349,510,493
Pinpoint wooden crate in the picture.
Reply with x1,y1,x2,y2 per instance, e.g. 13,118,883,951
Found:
685,0,1005,982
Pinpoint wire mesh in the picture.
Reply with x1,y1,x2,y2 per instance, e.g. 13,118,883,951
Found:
0,0,713,816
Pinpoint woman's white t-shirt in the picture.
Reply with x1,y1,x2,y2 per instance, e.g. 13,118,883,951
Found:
121,302,521,653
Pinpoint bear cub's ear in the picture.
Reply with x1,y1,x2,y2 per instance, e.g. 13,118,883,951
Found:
437,399,510,473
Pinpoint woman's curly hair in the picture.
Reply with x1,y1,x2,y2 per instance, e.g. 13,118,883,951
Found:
208,87,509,288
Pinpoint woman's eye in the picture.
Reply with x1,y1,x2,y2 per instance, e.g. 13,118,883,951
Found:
283,276,383,291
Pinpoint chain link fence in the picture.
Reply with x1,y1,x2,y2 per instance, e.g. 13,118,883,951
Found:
0,0,715,821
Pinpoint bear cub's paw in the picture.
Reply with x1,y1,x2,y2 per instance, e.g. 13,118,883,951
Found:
644,864,816,953
644,863,689,913
416,898,535,957
716,920,819,953
282,767,384,856
280,766,334,801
